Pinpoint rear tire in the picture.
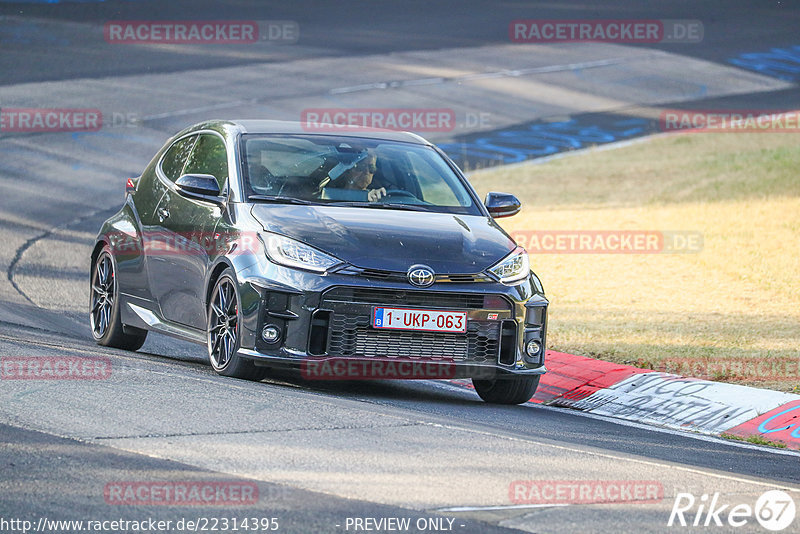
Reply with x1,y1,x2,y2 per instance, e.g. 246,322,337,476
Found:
472,375,540,404
207,269,268,381
90,247,147,351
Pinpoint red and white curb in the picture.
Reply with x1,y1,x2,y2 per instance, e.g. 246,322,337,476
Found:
534,351,800,450
451,350,800,450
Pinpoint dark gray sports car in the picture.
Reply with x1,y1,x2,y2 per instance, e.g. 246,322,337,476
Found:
90,120,548,404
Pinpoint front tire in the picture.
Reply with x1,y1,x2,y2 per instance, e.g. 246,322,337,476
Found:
207,270,267,381
90,247,147,351
472,375,540,404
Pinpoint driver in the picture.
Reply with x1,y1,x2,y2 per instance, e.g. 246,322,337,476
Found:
339,151,386,202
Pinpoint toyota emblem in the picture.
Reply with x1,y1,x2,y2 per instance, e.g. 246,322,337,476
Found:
407,264,435,287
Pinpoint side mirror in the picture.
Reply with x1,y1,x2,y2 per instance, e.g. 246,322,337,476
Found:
485,192,521,218
175,174,223,205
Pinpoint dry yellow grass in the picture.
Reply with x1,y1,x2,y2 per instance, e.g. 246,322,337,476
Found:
468,132,800,392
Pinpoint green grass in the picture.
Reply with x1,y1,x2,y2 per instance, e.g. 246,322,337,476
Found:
720,433,788,449
468,132,800,392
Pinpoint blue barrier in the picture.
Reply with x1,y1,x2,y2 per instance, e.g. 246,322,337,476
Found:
440,117,650,167
728,45,800,81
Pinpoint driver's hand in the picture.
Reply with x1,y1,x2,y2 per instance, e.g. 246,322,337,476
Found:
367,187,386,202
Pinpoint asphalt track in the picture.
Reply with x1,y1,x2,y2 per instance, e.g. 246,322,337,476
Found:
1,2,799,533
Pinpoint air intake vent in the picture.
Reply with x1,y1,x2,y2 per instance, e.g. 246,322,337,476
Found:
308,310,331,356
498,320,518,365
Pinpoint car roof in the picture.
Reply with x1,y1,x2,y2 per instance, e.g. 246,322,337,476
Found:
226,119,431,145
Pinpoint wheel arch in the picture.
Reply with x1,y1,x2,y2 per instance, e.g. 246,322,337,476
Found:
205,258,236,310
90,239,108,274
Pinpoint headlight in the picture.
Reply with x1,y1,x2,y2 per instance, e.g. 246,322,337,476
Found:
263,233,342,273
487,246,530,284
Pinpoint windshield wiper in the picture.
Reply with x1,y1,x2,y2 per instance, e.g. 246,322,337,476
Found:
250,196,433,211
329,202,433,212
248,195,317,205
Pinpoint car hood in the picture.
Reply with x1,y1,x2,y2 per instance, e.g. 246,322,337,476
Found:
250,205,516,273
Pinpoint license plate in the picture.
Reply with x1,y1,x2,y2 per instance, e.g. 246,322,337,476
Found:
372,307,467,333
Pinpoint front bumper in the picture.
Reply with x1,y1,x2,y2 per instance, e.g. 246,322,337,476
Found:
233,259,548,380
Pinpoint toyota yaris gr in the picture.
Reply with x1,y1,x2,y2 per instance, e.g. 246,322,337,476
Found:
90,120,548,404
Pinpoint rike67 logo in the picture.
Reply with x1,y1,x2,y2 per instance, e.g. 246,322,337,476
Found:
669,490,796,531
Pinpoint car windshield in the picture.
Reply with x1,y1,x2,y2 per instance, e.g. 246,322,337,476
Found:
241,134,480,214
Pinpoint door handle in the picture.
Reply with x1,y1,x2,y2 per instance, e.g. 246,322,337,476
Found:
157,206,170,222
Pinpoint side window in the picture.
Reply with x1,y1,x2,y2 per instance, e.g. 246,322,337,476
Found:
182,134,229,190
160,135,197,183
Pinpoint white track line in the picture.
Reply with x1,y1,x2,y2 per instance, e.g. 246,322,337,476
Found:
138,54,664,121
424,417,800,492
430,380,800,459
329,55,663,94
436,504,570,512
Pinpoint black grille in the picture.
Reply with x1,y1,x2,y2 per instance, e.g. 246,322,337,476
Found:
437,274,492,283
359,268,398,281
323,287,494,310
324,312,499,363
319,288,513,364
336,266,492,284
